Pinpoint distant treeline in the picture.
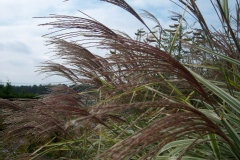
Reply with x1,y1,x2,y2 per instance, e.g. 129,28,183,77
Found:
12,84,50,95
0,82,49,99
0,82,93,99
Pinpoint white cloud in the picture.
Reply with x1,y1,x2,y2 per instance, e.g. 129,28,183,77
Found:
128,0,173,8
0,0,236,85
0,0,177,85
0,41,31,54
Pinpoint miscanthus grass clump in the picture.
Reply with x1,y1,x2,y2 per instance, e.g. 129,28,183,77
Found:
2,0,240,159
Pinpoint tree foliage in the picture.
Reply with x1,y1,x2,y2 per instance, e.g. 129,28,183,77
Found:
0,82,37,99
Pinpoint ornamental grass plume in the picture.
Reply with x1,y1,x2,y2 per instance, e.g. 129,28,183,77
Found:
2,0,240,159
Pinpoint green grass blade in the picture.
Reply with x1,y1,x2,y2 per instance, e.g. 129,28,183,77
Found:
155,156,208,160
208,134,221,160
30,145,61,160
183,63,219,70
188,43,240,66
199,109,221,124
216,0,240,52
187,68,240,114
169,8,187,55
158,73,187,101
222,119,240,157
159,139,203,153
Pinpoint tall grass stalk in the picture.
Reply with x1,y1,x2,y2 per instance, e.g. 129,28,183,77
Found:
2,0,240,159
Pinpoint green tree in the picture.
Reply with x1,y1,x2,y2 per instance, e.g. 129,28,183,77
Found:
0,82,16,98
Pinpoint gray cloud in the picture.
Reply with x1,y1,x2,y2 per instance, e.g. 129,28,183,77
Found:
0,41,31,54
0,0,235,85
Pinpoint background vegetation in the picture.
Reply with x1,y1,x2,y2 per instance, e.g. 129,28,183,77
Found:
1,0,240,159
0,82,38,99
0,82,91,99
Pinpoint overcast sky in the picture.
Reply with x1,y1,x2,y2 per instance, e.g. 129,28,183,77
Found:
0,0,236,85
